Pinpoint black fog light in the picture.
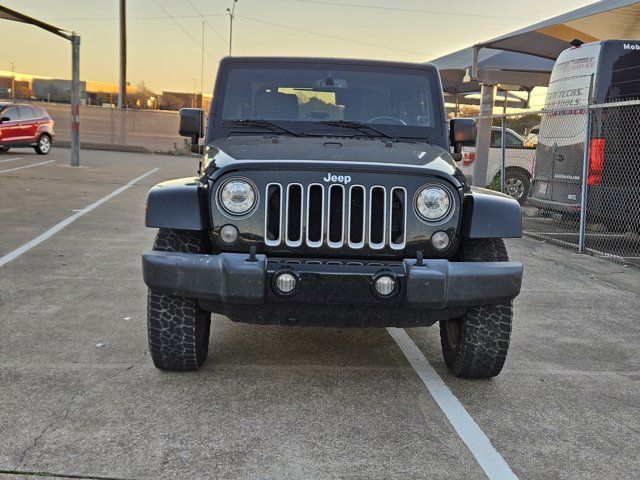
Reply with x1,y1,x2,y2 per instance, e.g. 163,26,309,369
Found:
220,224,239,244
272,270,299,296
371,272,398,299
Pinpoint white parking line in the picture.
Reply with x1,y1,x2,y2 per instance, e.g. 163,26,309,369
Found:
387,328,518,480
0,157,23,164
0,167,159,268
0,159,54,174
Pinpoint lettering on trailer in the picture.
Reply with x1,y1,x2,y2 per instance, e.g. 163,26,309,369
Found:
623,43,640,50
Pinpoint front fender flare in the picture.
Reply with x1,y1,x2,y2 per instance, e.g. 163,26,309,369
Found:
460,188,522,238
145,177,207,231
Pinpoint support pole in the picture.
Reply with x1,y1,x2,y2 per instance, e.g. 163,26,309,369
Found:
200,20,204,96
70,34,80,167
226,0,238,56
472,83,497,187
118,0,126,109
578,75,595,253
10,62,15,101
500,115,506,194
578,109,592,253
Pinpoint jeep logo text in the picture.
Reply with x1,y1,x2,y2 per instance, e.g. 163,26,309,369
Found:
323,173,351,184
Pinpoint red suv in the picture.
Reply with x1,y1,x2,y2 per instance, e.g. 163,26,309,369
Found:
0,102,55,155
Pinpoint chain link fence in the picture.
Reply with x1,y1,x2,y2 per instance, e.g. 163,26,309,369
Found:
469,99,640,267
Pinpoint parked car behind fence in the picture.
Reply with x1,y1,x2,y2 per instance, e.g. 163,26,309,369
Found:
460,124,536,204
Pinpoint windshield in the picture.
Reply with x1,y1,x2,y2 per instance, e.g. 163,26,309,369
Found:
215,62,442,139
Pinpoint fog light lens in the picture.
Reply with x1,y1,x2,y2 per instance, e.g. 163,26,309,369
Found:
374,275,397,297
431,231,450,250
220,224,239,244
274,272,297,294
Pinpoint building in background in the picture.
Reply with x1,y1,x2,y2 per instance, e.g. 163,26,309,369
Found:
32,78,88,103
159,91,212,111
0,68,211,111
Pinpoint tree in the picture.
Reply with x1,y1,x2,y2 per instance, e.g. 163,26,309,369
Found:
132,81,156,109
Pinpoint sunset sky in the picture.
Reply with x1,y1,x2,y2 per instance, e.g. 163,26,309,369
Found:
0,0,594,94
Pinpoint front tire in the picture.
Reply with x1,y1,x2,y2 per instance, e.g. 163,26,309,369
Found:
0,146,10,153
147,228,211,371
440,238,513,379
34,134,52,155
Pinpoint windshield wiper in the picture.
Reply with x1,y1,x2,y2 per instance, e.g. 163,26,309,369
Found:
223,119,303,137
315,120,397,141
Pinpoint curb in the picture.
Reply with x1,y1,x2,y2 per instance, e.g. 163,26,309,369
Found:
55,140,151,154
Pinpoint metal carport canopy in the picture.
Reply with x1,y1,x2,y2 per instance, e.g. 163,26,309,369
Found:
473,0,640,65
430,46,555,186
435,47,554,94
439,0,640,188
0,5,81,167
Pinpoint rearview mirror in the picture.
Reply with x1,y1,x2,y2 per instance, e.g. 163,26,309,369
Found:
179,108,205,154
449,118,476,160
0,116,10,123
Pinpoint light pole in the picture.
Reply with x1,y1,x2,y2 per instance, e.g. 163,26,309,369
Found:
226,0,238,56
10,62,15,100
200,20,204,95
118,0,126,109
192,78,197,107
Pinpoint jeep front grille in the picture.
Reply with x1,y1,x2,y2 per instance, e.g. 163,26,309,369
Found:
264,183,406,250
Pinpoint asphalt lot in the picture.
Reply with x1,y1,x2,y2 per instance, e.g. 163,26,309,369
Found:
522,209,640,267
1,147,639,480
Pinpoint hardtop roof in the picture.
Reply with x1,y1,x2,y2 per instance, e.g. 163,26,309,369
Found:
219,56,438,72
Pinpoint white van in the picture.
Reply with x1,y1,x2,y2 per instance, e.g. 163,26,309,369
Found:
529,40,640,228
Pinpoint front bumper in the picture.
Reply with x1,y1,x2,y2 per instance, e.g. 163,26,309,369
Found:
142,251,523,311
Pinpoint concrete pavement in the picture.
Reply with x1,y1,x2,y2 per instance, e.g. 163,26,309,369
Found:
0,148,638,479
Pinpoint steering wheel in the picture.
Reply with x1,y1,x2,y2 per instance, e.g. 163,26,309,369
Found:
366,116,407,126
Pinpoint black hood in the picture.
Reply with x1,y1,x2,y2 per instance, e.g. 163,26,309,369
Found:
206,135,459,176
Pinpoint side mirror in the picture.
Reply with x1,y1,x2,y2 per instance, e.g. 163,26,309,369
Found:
449,118,476,160
0,116,10,123
179,108,205,154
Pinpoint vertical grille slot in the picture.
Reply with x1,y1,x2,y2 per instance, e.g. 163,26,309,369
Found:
328,185,345,247
390,187,406,249
306,184,324,247
348,186,365,248
369,186,386,249
265,183,282,245
286,184,303,246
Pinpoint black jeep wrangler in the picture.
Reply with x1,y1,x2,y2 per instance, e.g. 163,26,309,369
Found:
142,57,523,378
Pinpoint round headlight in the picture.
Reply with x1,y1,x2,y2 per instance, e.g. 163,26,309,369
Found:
219,178,256,215
415,186,452,222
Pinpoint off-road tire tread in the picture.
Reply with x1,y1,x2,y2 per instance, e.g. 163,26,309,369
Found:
440,238,512,379
147,228,211,371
